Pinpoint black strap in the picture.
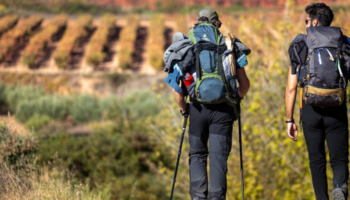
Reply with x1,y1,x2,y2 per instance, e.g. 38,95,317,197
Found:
195,48,202,80
217,53,226,84
196,42,226,54
293,44,304,86
293,44,302,64
285,119,295,123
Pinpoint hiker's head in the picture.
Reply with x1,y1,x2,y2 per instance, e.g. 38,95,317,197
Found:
305,3,334,28
196,8,221,28
172,32,188,43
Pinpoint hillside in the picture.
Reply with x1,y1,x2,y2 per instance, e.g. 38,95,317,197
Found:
1,6,350,200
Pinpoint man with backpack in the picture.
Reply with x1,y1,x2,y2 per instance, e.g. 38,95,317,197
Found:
166,8,250,200
286,3,350,200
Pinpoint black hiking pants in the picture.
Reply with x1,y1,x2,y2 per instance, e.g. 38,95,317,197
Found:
301,103,349,200
188,102,234,200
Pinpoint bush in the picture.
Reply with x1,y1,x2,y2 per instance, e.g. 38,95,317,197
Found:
100,95,119,115
69,94,102,123
118,90,160,120
0,123,38,168
104,72,129,86
15,95,70,123
25,114,52,131
111,174,168,200
37,121,170,199
5,85,45,113
0,123,110,200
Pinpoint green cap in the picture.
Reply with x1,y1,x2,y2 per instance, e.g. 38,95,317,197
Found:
197,8,220,23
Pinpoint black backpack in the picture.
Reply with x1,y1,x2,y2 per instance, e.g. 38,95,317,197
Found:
296,26,348,107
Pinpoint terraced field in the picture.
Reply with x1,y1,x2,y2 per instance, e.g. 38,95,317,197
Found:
0,10,349,77
0,13,182,75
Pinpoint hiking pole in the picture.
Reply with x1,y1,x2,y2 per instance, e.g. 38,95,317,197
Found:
170,114,189,200
238,103,245,200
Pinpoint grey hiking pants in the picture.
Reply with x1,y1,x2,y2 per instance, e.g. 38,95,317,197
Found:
188,102,234,200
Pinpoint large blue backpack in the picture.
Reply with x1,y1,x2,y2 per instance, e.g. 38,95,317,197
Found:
188,23,233,104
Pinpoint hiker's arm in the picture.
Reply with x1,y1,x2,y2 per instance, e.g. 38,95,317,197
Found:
285,66,298,141
285,67,297,120
236,68,250,98
173,81,187,114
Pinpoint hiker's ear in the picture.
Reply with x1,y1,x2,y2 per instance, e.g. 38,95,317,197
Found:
215,21,221,28
312,19,319,27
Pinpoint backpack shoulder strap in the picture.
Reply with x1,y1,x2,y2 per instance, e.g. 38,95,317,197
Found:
188,28,197,44
194,45,202,80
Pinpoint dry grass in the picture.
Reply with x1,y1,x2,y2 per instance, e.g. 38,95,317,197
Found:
0,162,110,200
0,119,110,200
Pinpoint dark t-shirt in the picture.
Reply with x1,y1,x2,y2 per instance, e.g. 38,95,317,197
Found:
288,34,307,75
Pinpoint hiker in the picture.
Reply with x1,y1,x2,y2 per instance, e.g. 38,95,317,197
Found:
286,3,350,200
164,8,250,200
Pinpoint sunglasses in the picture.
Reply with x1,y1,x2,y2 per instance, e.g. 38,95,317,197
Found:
305,18,313,24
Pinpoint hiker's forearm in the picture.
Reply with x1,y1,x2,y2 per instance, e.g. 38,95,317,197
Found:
285,88,296,120
236,68,250,98
285,67,297,120
173,89,186,113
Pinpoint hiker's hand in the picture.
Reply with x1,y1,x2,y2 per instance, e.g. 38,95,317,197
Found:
180,103,190,117
237,90,244,101
287,122,298,141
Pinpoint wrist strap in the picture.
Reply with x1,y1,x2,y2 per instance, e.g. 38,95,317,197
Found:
286,119,295,123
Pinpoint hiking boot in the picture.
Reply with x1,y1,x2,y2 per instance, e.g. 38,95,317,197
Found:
332,188,346,200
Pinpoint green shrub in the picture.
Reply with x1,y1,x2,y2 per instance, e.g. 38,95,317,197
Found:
118,90,160,120
0,122,110,200
37,121,170,199
111,174,168,200
100,95,119,117
25,114,52,131
105,72,129,86
69,94,102,123
5,85,45,113
38,123,151,182
15,95,70,123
